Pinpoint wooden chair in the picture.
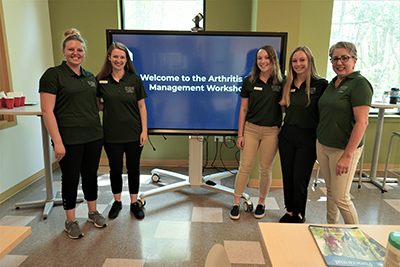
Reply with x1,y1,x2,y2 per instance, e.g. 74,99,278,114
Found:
204,243,231,267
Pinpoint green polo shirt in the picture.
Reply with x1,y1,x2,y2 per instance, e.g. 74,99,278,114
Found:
284,77,328,129
317,71,373,149
39,61,103,145
240,76,283,127
97,71,147,143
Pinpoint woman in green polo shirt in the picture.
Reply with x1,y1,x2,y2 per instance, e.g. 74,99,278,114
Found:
96,42,148,220
278,46,328,223
317,41,373,224
230,45,284,220
39,29,107,239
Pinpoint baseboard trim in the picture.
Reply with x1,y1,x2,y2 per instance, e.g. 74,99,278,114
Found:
0,162,59,204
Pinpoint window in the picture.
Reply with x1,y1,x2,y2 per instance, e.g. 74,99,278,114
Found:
121,0,204,31
328,0,400,112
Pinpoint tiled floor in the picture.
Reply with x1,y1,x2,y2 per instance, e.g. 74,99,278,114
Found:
0,165,399,267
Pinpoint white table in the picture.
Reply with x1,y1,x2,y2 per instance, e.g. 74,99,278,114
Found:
369,103,400,192
0,105,82,219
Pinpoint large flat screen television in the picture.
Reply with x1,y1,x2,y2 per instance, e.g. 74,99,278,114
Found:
106,30,288,135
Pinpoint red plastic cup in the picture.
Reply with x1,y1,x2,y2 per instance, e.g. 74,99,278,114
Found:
0,98,2,109
1,97,5,108
21,96,26,106
5,98,14,109
14,96,21,107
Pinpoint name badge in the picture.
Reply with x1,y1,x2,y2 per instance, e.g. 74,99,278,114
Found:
254,86,263,91
99,80,108,84
290,89,296,93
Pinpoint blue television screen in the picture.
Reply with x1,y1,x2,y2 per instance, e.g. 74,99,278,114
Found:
106,30,287,135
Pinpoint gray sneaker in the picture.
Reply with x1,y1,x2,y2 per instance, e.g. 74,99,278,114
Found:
88,211,107,228
64,220,84,239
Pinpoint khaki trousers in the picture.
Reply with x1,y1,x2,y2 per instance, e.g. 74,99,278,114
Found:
316,140,363,224
234,122,279,198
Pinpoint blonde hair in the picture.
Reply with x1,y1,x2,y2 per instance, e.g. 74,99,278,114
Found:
249,45,283,85
280,46,322,107
62,28,86,51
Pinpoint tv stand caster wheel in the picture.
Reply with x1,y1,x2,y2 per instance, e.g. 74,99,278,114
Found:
243,201,253,212
138,199,146,207
151,174,160,183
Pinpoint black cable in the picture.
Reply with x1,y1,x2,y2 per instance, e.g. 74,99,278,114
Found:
210,137,219,167
202,136,209,172
219,138,238,173
147,135,156,151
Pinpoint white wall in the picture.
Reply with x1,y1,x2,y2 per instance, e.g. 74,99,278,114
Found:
0,0,54,194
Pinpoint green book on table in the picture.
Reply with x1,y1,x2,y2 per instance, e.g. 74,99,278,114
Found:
309,225,384,267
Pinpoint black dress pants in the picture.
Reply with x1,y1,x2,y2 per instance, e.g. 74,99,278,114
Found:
104,141,143,195
278,124,316,217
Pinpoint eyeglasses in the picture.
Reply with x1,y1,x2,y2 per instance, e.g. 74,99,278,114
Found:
330,56,355,64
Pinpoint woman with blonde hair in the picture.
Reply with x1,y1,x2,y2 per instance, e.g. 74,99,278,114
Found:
278,46,328,223
230,45,284,220
39,28,107,239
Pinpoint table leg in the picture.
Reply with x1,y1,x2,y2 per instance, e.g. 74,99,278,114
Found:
368,108,393,192
15,117,64,219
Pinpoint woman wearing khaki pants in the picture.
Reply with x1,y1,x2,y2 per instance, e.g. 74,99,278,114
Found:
230,45,285,220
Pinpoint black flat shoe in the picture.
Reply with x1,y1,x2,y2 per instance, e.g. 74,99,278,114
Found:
279,213,292,223
291,214,306,223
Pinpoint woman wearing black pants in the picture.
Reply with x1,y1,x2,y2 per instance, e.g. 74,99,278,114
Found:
40,28,107,239
278,46,328,223
97,42,148,220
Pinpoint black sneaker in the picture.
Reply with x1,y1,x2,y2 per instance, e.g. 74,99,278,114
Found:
131,201,145,220
279,213,292,223
108,201,122,219
229,205,240,220
254,204,265,219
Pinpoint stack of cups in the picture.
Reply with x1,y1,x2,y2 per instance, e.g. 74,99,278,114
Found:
5,92,14,109
14,92,24,107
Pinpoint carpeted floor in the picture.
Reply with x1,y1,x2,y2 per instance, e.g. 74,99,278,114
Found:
0,165,399,267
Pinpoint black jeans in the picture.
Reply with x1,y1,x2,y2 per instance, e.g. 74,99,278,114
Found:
278,124,316,217
59,138,103,210
104,141,143,195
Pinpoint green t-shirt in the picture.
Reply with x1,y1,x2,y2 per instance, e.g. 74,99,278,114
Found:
97,71,147,143
240,76,283,127
284,77,328,129
39,61,103,145
317,71,373,149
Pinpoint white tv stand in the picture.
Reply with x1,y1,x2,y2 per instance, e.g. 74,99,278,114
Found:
139,136,253,211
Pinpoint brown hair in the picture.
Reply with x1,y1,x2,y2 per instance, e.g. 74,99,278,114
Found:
96,42,137,81
280,46,322,107
249,45,283,85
